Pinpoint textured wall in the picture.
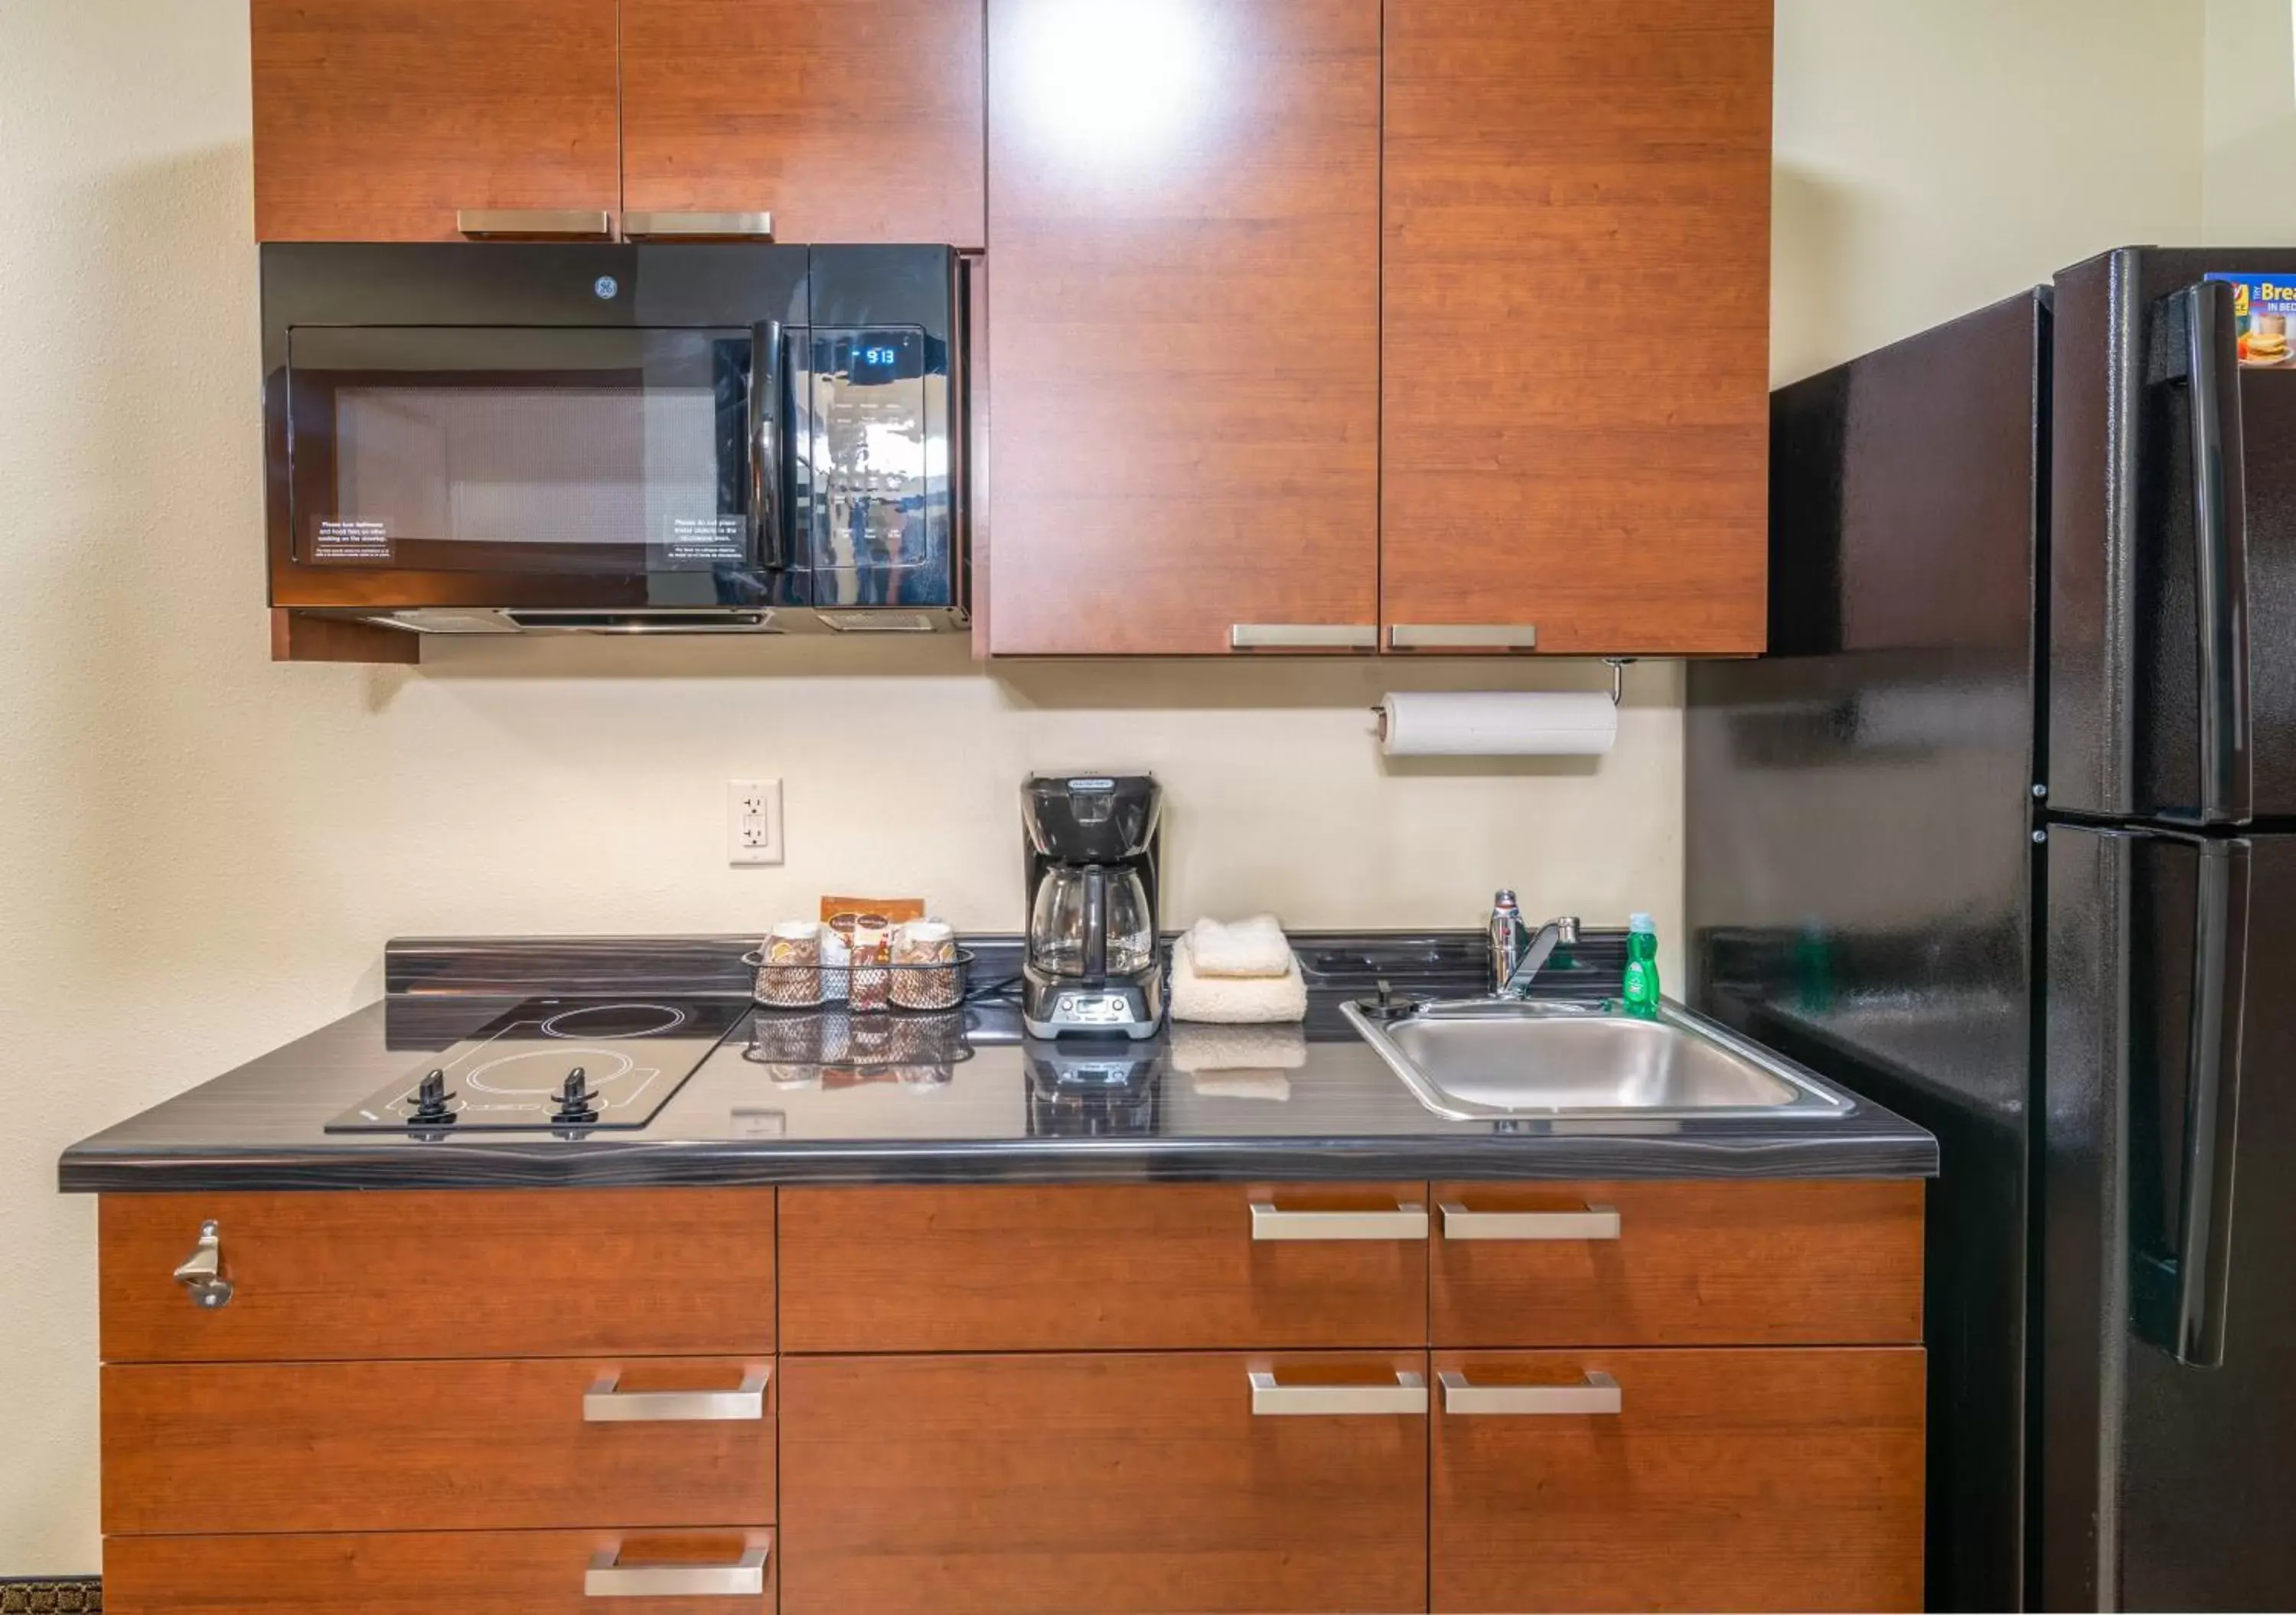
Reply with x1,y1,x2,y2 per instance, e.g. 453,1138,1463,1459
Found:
0,0,2207,1572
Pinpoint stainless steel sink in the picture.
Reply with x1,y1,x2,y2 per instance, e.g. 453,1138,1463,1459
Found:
1341,998,1855,1121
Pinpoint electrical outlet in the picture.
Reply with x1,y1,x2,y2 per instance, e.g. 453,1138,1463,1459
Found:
727,779,784,866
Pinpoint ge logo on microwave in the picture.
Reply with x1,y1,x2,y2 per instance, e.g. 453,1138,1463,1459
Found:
593,276,619,300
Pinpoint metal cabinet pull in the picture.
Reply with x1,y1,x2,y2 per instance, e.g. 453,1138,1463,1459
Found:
1439,1202,1620,1241
584,1367,768,1423
172,1220,233,1310
1249,1369,1428,1416
455,208,615,240
1439,1369,1622,1416
1230,623,1378,650
1248,1201,1429,1241
1386,623,1540,651
621,210,775,240
585,1542,770,1597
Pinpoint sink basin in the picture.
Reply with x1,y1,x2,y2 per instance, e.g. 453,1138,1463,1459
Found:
1342,999,1855,1121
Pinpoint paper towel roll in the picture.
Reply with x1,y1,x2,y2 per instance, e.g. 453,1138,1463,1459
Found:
1376,691,1618,757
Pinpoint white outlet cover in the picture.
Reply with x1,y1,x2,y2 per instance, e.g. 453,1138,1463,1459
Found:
727,778,784,866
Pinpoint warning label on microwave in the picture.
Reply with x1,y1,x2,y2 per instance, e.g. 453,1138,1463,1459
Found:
312,519,393,561
666,515,745,563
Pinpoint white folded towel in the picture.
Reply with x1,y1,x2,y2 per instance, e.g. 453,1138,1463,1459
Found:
1169,1021,1309,1075
1169,931,1308,1024
1181,915,1295,978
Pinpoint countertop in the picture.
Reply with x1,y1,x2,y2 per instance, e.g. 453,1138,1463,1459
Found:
59,933,1938,1192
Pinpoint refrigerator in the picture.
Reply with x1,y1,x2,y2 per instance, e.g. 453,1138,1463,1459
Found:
1687,246,2296,1612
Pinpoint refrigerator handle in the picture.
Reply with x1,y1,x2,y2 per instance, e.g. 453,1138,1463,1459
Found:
2175,281,2252,822
2143,839,2251,1368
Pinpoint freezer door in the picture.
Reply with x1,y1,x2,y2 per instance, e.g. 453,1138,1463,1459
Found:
2050,247,2296,824
2043,824,2296,1609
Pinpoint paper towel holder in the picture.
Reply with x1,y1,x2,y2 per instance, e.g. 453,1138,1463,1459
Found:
1368,657,1634,743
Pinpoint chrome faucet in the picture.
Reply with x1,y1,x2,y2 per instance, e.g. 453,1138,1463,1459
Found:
1489,891,1580,997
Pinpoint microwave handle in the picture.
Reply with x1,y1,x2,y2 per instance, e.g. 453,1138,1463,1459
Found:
749,320,789,572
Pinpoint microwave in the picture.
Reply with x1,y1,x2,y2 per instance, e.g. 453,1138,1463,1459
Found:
262,243,968,635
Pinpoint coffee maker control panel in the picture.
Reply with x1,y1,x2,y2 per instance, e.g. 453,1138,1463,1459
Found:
1054,991,1143,1027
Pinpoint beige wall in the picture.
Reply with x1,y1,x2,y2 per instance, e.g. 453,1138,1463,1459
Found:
1773,0,2203,384
0,0,2210,1572
2206,0,2296,240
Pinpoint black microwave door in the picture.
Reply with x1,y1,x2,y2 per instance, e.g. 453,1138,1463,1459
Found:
282,325,768,578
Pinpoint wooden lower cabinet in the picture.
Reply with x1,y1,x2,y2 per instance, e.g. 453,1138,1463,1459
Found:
1430,1347,1926,1613
103,1358,773,1535
778,1351,1429,1614
104,1530,775,1614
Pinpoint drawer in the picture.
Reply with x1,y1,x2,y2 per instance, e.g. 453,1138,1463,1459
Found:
1430,1179,1923,1346
104,1529,776,1613
103,1358,773,1535
1430,1347,1924,1613
780,1183,1430,1352
100,1189,776,1362
781,1351,1427,1614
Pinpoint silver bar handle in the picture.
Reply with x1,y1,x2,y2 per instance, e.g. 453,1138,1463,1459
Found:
455,208,615,240
585,1367,768,1423
1249,1369,1428,1416
585,1542,769,1597
172,1220,233,1310
622,210,775,240
1230,623,1378,650
1249,1200,1428,1241
1439,1202,1620,1241
2178,279,2253,823
1387,623,1540,651
1439,1369,1622,1416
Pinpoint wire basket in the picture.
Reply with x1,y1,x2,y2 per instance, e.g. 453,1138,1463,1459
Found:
741,947,975,1013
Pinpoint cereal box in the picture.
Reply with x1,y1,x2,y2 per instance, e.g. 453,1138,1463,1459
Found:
2206,273,2296,368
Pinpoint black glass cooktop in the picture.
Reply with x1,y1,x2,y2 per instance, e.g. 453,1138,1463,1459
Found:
325,997,748,1134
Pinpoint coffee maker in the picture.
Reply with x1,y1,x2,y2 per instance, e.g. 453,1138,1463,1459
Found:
1021,774,1163,1039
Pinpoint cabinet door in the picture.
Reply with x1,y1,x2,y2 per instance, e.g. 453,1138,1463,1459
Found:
781,1183,1429,1352
1430,1179,1923,1347
621,0,985,247
99,1188,776,1362
104,1531,775,1614
1431,1348,1923,1613
1381,0,1772,654
103,1358,772,1535
251,0,620,242
983,0,1381,654
781,1352,1428,1613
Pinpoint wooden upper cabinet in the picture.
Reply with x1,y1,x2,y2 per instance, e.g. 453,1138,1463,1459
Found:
621,0,987,246
251,0,621,242
983,0,1381,654
1381,0,1773,654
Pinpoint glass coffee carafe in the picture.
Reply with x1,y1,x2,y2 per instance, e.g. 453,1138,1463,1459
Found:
1028,863,1155,982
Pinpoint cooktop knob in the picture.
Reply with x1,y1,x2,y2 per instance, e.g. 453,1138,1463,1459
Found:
553,1066,599,1124
411,1069,456,1124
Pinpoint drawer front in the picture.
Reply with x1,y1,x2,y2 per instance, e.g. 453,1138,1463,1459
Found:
1431,1347,1924,1613
100,1189,776,1362
780,1351,1428,1614
780,1184,1430,1352
103,1359,773,1535
104,1529,775,1613
1430,1179,1923,1346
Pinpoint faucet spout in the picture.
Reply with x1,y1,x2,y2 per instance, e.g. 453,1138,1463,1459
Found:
1500,915,1581,997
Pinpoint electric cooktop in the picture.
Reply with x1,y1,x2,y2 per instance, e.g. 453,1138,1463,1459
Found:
325,997,748,1134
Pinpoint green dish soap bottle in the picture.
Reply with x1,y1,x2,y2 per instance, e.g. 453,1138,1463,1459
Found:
1623,912,1661,1019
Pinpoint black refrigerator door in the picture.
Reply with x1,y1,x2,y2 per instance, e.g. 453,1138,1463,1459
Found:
2043,823,2296,1610
2050,246,2296,825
